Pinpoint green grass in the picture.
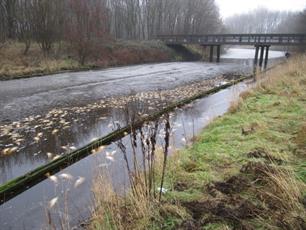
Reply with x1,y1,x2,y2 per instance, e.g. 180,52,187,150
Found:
156,57,306,229
170,88,305,179
297,162,306,183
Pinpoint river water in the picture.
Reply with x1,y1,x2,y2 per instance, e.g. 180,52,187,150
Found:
0,49,285,229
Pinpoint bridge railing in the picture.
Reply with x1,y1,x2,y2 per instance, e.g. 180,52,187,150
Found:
157,34,306,46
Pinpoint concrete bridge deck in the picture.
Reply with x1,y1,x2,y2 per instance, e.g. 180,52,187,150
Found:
157,34,306,46
158,34,306,67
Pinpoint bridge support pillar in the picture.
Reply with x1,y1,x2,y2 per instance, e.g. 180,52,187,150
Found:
216,45,221,62
209,45,214,62
254,45,270,71
264,46,270,68
259,46,265,67
254,45,259,66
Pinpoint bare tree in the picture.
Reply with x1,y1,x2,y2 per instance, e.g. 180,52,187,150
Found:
106,0,221,40
297,10,306,33
0,1,7,49
16,0,33,55
0,0,223,55
2,0,17,39
31,0,64,56
225,8,300,34
65,0,109,65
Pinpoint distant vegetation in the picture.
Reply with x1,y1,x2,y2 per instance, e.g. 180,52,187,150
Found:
0,1,305,78
0,40,176,80
0,0,221,67
225,8,306,52
225,8,306,34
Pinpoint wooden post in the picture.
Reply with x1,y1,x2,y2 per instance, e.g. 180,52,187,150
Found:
259,46,265,67
216,45,221,62
209,45,214,62
264,46,270,68
201,45,206,61
254,45,259,66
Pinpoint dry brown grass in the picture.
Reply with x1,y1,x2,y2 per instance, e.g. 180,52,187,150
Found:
90,145,190,230
239,90,253,100
228,98,243,114
229,55,306,117
256,55,306,95
253,165,306,229
0,42,80,79
91,174,124,230
228,83,253,114
90,173,158,230
264,169,304,212
0,41,173,80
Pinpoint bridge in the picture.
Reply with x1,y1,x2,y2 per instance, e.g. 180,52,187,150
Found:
157,34,306,67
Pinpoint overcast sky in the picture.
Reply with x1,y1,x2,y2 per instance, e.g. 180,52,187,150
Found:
215,0,306,18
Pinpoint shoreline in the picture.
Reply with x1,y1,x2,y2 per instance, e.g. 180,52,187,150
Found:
0,74,252,205
90,56,306,229
0,41,204,81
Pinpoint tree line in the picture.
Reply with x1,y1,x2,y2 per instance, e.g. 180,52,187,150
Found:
0,0,109,64
106,0,222,39
225,8,306,34
2,0,304,64
0,0,222,63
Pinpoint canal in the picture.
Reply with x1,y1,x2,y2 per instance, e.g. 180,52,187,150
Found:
0,49,284,229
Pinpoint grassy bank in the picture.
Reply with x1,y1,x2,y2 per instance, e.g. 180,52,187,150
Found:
91,56,306,229
0,40,187,80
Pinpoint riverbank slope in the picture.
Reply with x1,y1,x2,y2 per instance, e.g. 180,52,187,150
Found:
0,40,201,80
91,56,306,229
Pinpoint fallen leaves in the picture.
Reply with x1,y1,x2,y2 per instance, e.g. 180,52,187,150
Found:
74,177,85,188
106,150,116,162
48,197,58,208
52,129,59,135
59,173,74,180
47,152,53,159
2,147,18,156
69,146,77,151
91,145,106,154
49,175,59,184
52,155,61,161
0,75,228,169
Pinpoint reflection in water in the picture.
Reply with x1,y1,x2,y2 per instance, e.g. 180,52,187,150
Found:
0,75,233,184
222,48,285,60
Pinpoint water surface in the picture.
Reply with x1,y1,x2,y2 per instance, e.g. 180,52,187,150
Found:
0,48,285,229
